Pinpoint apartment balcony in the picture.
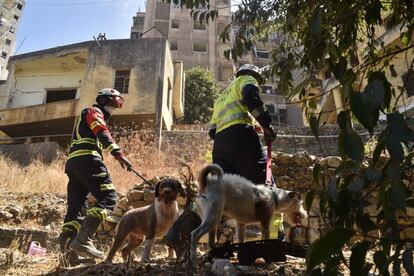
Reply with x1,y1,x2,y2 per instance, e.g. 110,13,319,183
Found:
0,99,79,138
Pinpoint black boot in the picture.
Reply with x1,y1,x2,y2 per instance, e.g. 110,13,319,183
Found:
59,231,81,267
69,216,104,259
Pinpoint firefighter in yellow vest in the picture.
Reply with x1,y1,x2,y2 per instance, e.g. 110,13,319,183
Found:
59,88,132,261
209,64,277,184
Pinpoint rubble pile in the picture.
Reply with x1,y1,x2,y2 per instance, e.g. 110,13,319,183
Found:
271,151,340,191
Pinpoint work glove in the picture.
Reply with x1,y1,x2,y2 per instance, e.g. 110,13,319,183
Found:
115,153,132,170
263,126,277,143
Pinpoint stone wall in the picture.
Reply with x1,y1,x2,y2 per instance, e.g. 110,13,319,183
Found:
0,141,61,165
162,128,342,157
100,151,414,245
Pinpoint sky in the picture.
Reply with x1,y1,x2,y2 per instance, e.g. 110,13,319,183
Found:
16,0,146,55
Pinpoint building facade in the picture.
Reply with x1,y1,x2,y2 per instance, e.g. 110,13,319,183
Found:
0,38,184,146
0,0,24,80
131,11,145,39
230,26,304,127
136,0,234,87
313,20,414,125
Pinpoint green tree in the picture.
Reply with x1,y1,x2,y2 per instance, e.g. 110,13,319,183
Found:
184,66,220,124
167,0,414,274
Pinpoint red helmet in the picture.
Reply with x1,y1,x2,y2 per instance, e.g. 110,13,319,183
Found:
96,88,124,108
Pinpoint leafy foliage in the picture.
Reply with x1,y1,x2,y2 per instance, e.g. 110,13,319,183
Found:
167,0,414,273
184,66,220,124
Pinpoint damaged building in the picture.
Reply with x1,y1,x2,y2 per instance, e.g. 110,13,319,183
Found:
0,38,184,161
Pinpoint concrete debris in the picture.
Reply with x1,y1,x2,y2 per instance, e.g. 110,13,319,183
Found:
5,205,22,218
0,211,13,222
319,155,342,168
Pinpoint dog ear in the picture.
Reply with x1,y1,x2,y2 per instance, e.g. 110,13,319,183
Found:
288,191,301,200
155,181,160,198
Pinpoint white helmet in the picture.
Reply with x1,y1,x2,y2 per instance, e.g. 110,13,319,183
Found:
96,88,124,108
236,64,264,84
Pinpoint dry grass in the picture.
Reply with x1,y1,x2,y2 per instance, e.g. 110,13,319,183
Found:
0,130,207,195
0,153,67,194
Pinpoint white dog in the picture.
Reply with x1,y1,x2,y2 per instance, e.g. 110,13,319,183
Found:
190,164,307,262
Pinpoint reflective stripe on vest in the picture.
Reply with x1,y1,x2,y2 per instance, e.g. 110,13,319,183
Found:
211,75,257,133
70,138,96,146
68,109,103,160
68,149,101,160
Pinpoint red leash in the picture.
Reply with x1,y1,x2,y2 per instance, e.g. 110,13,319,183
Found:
265,140,273,186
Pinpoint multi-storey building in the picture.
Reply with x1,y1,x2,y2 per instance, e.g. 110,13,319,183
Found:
230,27,304,126
0,38,184,146
313,18,414,125
131,11,145,39
136,0,234,87
0,0,24,80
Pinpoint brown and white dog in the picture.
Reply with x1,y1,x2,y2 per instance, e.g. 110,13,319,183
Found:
190,164,307,262
106,178,184,263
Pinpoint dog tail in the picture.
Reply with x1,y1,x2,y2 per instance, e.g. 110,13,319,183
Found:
198,163,223,193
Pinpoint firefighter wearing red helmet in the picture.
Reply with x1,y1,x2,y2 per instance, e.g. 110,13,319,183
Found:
59,88,132,262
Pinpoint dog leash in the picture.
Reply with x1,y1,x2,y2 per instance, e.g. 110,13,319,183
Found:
128,167,152,185
265,140,273,186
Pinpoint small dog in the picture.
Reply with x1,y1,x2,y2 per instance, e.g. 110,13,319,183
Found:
191,164,307,262
106,178,184,263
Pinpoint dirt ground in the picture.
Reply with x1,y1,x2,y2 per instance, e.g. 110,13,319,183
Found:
0,191,310,275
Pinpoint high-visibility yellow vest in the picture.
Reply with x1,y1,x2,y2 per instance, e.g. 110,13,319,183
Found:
211,75,259,133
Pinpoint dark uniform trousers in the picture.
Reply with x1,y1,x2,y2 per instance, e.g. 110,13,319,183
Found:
213,124,267,184
62,157,117,234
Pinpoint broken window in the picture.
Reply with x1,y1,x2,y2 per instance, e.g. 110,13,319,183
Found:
5,38,11,46
114,70,130,94
9,26,15,33
1,52,7,59
46,89,77,103
17,3,23,10
13,15,19,21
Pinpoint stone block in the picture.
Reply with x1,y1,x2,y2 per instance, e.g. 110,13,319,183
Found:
5,205,22,218
0,211,13,222
111,206,125,217
127,190,144,202
144,190,155,202
320,156,342,168
118,197,129,211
